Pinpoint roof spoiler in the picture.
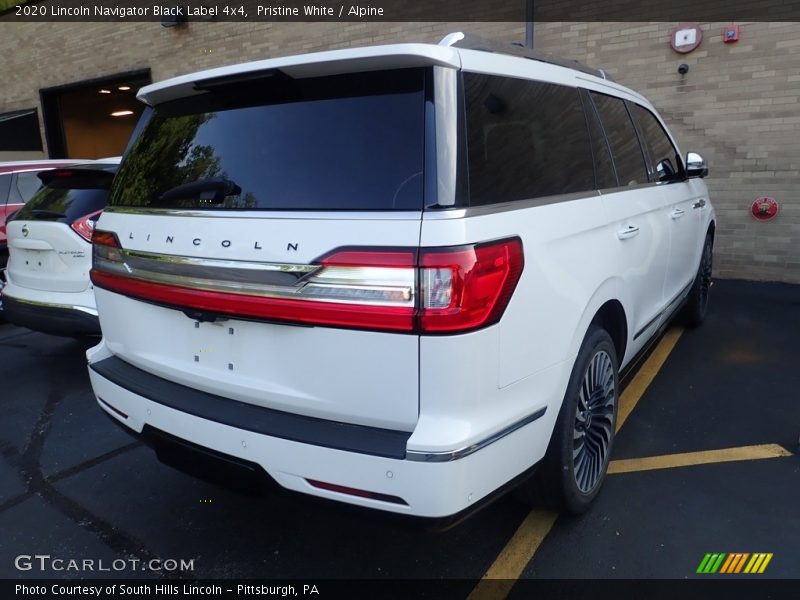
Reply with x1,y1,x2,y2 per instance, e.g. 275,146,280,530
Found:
439,32,613,81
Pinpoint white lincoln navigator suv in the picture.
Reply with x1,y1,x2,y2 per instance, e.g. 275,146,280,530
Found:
87,34,715,519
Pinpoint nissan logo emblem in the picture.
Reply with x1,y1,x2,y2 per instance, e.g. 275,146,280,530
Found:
22,225,29,238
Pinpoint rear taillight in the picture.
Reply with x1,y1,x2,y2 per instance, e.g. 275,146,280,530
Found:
419,241,525,333
91,232,523,334
71,209,103,243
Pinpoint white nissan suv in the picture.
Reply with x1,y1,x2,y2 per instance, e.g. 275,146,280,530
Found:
87,34,715,519
3,159,120,337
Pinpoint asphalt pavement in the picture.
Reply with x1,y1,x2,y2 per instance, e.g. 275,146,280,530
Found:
0,279,798,586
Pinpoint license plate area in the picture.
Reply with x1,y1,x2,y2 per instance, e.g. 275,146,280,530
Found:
19,249,52,272
186,317,241,374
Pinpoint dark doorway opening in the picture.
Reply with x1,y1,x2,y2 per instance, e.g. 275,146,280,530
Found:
40,70,151,159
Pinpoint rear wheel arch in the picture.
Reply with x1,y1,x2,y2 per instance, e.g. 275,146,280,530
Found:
566,278,631,368
590,300,628,365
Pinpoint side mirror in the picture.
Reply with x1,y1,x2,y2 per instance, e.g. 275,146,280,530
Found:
685,152,708,178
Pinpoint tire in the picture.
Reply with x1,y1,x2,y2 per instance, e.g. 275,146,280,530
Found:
680,234,713,328
516,325,619,514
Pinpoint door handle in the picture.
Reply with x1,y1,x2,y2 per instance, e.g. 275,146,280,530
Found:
617,225,640,240
670,208,685,219
693,198,707,209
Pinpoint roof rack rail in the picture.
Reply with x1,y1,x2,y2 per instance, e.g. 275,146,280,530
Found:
439,32,613,81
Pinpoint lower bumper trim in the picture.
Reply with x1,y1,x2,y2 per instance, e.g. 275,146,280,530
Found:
2,293,100,336
90,355,412,459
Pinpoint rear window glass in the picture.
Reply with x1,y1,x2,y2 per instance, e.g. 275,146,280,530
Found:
16,173,112,223
110,69,427,211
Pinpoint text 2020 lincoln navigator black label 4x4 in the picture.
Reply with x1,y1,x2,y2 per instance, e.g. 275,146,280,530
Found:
86,35,715,519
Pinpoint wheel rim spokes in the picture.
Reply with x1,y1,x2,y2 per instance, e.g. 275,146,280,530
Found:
573,350,616,493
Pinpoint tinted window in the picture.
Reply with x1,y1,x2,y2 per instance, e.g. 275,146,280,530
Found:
111,69,426,211
629,103,683,183
0,174,10,205
590,93,648,187
0,109,42,152
464,74,595,206
580,91,617,189
16,171,113,224
15,171,43,203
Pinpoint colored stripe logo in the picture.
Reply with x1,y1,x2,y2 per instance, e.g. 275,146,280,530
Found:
697,553,773,574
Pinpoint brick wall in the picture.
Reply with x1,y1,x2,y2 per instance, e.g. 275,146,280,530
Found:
0,20,797,282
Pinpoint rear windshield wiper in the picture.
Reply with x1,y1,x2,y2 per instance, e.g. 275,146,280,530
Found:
29,209,67,219
156,177,242,205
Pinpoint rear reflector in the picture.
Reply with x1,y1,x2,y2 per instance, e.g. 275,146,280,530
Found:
306,479,408,505
91,232,523,334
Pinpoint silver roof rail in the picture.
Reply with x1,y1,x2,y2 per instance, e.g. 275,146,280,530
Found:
442,32,613,81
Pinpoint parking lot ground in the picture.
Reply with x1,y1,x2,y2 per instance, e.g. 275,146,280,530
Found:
0,279,798,588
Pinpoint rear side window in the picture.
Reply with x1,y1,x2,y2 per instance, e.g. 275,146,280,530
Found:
110,69,426,211
629,103,683,183
590,93,648,187
464,74,595,206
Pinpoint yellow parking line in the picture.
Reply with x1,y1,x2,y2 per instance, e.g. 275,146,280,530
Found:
616,327,684,432
607,443,792,475
466,510,558,600
468,328,684,599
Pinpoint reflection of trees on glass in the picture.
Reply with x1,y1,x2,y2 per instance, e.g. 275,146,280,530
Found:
33,189,70,215
225,191,257,209
111,113,226,207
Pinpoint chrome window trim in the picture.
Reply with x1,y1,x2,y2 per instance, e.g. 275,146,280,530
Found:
423,190,600,219
102,207,423,220
597,182,659,195
405,407,546,463
432,65,459,208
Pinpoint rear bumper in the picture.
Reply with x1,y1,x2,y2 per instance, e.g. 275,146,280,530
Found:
1,292,100,336
87,340,554,518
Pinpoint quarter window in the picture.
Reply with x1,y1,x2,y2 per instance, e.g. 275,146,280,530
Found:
629,103,683,183
464,74,595,206
590,93,648,187
15,171,44,203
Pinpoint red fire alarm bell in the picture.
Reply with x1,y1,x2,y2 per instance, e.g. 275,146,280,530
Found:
723,25,740,43
751,197,779,221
